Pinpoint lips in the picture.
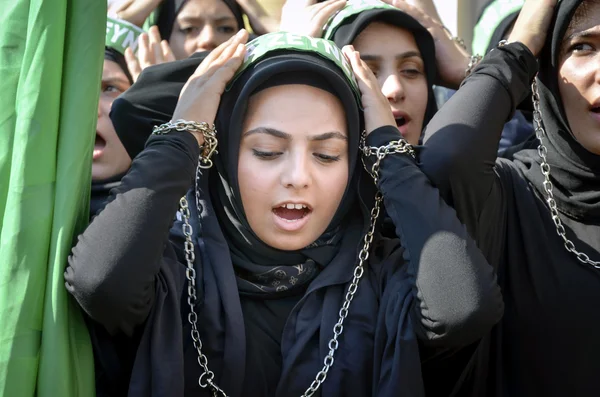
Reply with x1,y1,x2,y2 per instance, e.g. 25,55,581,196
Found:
272,202,313,232
392,111,410,136
93,134,106,160
273,203,311,221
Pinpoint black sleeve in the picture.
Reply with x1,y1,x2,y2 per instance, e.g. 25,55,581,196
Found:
419,43,538,236
64,131,200,336
367,126,503,348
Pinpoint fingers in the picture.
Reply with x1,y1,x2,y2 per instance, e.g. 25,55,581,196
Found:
137,32,155,68
161,40,177,63
209,43,248,90
342,45,378,91
194,29,249,76
313,0,346,26
124,47,142,82
148,26,165,64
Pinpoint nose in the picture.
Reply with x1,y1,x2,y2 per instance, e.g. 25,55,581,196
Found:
380,73,405,104
280,152,311,190
98,96,109,119
195,26,217,52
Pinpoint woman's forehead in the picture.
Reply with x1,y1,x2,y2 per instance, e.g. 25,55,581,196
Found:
565,1,600,38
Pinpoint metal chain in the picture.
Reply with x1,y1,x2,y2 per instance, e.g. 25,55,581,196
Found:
178,133,415,397
153,120,219,169
531,79,600,268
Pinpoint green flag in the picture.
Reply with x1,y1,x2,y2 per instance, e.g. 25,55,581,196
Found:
0,0,105,396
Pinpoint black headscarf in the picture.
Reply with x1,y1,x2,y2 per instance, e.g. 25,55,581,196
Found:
104,47,133,84
90,48,133,220
112,43,369,297
328,8,438,129
514,0,600,220
211,53,363,296
157,0,245,41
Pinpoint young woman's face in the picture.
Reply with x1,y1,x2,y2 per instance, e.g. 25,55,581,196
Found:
352,22,428,145
94,60,132,181
169,0,239,59
239,84,349,251
558,1,600,154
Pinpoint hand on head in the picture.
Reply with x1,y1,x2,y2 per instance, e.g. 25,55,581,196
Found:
508,0,558,57
342,45,396,135
280,0,347,38
109,0,164,27
171,29,249,146
381,0,470,89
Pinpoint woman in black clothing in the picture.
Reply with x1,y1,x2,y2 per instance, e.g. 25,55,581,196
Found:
420,0,600,395
91,48,133,218
66,30,501,396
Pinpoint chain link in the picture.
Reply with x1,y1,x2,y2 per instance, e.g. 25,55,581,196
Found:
153,119,219,169
179,133,415,397
531,79,600,268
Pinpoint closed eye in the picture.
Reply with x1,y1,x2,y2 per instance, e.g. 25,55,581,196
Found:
252,149,282,160
314,153,341,163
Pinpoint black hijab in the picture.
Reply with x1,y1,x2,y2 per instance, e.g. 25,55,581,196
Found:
112,38,369,297
89,48,133,220
212,52,364,296
327,6,438,129
157,0,245,41
514,0,600,221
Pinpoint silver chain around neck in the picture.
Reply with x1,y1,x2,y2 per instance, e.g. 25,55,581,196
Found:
531,78,600,268
178,135,415,396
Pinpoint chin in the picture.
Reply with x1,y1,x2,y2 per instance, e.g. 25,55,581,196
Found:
261,233,318,251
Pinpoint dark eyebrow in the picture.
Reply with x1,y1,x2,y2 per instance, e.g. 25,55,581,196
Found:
396,51,422,61
243,127,291,140
361,51,422,62
564,29,600,43
102,76,130,87
308,131,348,141
178,15,237,24
242,128,347,141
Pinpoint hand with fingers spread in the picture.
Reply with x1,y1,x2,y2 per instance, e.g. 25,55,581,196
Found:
381,0,470,89
280,0,347,38
109,0,163,27
172,29,249,146
125,25,176,82
342,45,396,135
507,0,557,57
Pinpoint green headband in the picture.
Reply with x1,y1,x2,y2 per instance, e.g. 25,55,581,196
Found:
228,32,362,106
322,0,398,40
106,16,145,55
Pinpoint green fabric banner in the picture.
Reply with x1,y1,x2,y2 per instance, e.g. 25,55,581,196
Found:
0,0,105,396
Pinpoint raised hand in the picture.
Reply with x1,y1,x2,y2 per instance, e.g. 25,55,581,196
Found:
280,0,347,38
124,26,176,82
171,29,249,147
342,45,396,135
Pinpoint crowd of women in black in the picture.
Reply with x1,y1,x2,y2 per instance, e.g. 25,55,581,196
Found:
66,0,600,395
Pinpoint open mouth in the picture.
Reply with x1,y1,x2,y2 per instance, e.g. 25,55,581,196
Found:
272,203,312,222
93,134,106,160
395,117,407,127
591,107,600,114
